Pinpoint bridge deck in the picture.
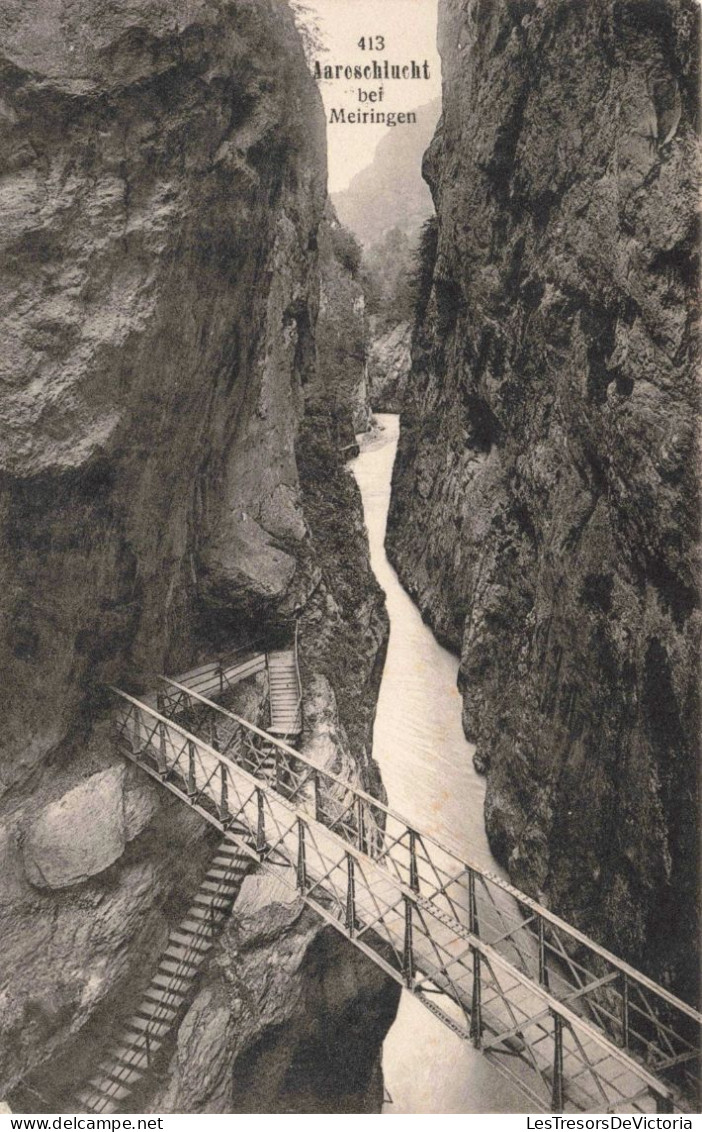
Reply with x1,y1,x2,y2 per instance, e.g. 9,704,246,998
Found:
107,676,700,1115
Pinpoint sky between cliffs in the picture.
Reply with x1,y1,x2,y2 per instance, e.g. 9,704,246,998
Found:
303,0,442,193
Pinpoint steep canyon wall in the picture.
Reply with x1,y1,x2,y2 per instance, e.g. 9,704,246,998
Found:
0,0,392,1109
388,0,699,998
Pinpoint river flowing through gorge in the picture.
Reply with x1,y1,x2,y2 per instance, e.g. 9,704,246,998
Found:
350,414,531,1114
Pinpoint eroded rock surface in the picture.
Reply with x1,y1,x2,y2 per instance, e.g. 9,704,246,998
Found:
1,0,393,1110
22,766,142,889
368,321,412,412
387,0,699,998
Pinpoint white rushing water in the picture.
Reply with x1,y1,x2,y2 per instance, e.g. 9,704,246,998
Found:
350,414,529,1115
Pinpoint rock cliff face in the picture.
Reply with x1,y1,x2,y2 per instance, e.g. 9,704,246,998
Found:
368,321,412,413
387,0,699,999
1,0,392,1110
317,204,370,438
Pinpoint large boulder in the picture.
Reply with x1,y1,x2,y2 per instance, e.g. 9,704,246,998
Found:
21,765,153,889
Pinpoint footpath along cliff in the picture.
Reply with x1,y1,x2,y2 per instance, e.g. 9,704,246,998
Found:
0,0,395,1112
387,0,699,1000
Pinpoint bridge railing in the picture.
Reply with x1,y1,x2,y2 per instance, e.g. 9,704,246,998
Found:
112,684,700,1113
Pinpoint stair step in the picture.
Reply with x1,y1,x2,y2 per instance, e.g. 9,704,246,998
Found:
186,904,227,923
112,1046,150,1073
200,878,237,894
158,956,200,976
169,929,213,951
151,977,193,1002
202,864,245,881
103,1063,143,1088
123,1014,172,1038
193,892,232,909
76,1091,119,1115
135,998,181,1021
162,942,207,967
113,1029,164,1056
143,984,187,1009
88,1077,131,1101
216,840,247,856
178,916,217,937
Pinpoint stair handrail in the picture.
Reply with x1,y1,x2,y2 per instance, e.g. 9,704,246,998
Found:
136,841,247,1063
291,615,303,734
77,839,248,1108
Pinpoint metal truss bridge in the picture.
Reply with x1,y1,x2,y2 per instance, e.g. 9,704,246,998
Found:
108,644,700,1115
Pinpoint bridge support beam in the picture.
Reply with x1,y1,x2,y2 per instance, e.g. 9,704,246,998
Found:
256,788,267,855
408,830,419,892
346,853,356,936
297,819,307,892
155,695,168,777
538,915,549,989
551,1012,564,1113
187,740,197,797
403,897,414,987
470,949,483,1048
468,868,479,936
219,764,229,824
357,797,366,855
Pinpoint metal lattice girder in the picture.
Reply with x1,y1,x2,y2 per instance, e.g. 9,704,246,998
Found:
110,684,701,1114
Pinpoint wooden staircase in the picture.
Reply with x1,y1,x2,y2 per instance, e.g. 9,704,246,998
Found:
74,833,251,1114
267,649,302,738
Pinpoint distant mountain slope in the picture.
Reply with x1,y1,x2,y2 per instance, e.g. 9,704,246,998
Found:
331,98,440,246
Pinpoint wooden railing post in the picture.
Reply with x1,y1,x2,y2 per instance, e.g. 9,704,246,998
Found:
408,829,419,892
297,819,307,892
621,971,630,1049
346,853,356,936
313,771,322,822
187,739,197,797
655,1092,673,1114
256,788,266,855
551,1012,564,1113
219,763,229,824
144,1029,151,1068
402,896,414,987
217,662,225,697
470,949,483,1047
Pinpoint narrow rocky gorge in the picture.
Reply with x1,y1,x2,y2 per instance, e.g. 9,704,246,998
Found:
1,0,395,1112
387,0,699,1001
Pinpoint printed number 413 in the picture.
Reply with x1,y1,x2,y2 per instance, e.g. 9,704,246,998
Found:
358,36,385,50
